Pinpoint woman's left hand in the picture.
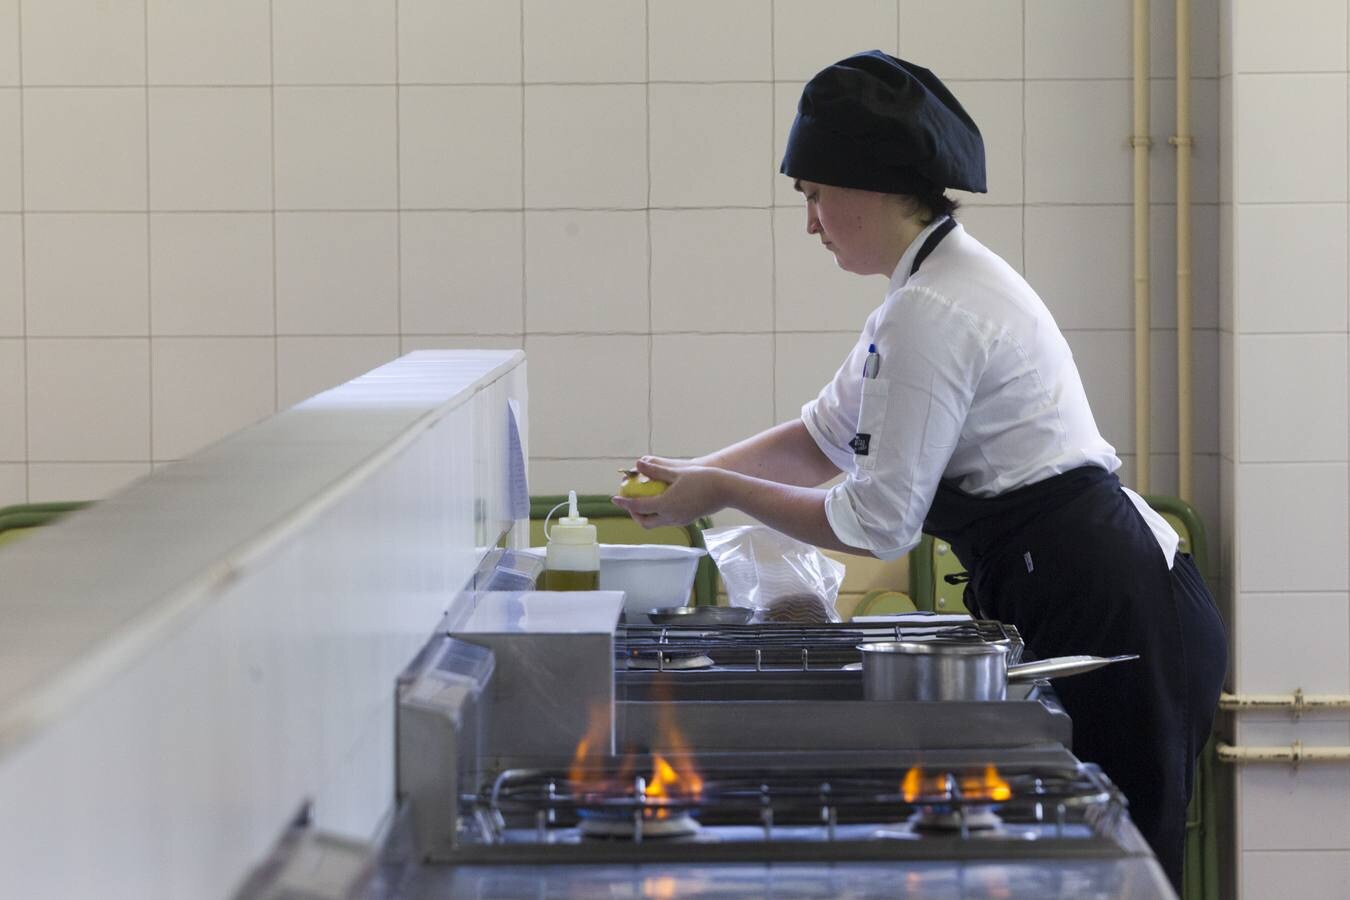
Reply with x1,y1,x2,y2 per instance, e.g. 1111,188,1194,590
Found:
612,457,728,527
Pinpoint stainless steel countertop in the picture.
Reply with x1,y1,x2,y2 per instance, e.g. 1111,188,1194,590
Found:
372,857,1176,899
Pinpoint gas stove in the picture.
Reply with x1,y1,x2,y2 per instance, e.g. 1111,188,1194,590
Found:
378,579,1175,898
373,746,1169,898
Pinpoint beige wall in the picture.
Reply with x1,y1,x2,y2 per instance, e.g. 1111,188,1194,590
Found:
1220,1,1350,895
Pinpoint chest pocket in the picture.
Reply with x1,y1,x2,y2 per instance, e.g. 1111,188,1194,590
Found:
850,378,889,471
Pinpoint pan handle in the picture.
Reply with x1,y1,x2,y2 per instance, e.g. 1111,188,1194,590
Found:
1007,654,1139,682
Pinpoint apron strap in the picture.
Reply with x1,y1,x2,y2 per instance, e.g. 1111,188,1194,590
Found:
910,216,957,276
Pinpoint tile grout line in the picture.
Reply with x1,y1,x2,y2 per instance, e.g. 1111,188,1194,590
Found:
769,0,777,425
1021,0,1027,272
895,0,900,57
13,201,1237,213
144,0,153,468
269,0,279,412
7,325,1234,338
12,75,1233,89
16,0,26,500
393,0,402,354
645,0,653,456
519,0,526,354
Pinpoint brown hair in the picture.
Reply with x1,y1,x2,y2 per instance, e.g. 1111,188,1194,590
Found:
895,189,960,225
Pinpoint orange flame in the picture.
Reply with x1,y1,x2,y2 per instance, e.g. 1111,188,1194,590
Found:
901,765,1010,803
642,673,704,815
568,703,615,789
640,753,704,819
959,765,1012,802
568,689,704,819
901,766,951,803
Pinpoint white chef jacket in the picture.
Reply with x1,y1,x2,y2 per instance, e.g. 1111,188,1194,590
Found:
801,217,1178,566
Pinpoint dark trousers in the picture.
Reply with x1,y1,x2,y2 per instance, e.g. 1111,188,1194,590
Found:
928,468,1229,893
1001,551,1225,892
975,538,1226,891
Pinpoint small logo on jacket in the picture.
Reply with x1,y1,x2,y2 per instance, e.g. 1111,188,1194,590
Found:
849,432,871,455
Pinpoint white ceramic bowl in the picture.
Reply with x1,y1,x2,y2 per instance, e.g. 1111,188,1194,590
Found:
520,544,707,615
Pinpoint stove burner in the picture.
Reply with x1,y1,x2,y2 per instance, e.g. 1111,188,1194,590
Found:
625,650,714,671
909,805,1003,833
577,808,701,839
469,761,1130,866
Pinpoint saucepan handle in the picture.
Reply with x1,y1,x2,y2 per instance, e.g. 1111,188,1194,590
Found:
1006,654,1139,682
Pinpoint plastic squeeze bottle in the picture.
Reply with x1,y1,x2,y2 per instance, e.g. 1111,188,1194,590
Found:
541,490,600,591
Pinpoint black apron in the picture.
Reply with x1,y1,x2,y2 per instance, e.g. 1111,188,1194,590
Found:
908,220,1228,892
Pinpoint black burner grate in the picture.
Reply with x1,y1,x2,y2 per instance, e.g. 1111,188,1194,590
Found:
617,620,1023,671
478,760,1124,847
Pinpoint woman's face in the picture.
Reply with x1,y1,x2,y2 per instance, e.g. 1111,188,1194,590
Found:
796,180,907,276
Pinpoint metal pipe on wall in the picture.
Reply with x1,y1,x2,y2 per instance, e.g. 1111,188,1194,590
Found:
1132,0,1152,493
1217,690,1350,766
1217,742,1350,765
1172,0,1195,502
1219,690,1350,714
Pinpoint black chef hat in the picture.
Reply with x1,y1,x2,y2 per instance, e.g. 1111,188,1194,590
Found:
780,51,987,195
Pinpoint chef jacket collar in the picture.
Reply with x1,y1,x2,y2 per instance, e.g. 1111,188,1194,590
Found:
888,215,958,293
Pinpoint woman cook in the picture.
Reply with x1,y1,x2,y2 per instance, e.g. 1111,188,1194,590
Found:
613,50,1227,892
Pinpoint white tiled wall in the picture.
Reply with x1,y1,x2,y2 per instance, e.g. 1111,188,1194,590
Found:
1237,720,1350,851
25,214,148,335
1222,1,1350,895
651,332,775,456
402,211,523,333
151,337,274,459
275,212,399,334
0,0,1221,583
149,213,274,335
275,335,400,409
526,210,649,333
1242,850,1350,899
650,209,774,333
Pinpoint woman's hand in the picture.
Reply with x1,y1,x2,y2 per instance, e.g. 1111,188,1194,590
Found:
614,454,856,554
611,457,729,528
636,455,705,472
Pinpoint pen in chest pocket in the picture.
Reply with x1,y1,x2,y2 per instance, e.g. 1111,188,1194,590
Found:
862,344,881,379
849,344,882,457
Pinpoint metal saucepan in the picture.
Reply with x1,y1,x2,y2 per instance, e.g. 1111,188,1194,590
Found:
855,641,1139,702
645,605,754,627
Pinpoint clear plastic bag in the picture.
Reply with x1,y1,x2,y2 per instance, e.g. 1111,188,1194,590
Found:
703,525,845,624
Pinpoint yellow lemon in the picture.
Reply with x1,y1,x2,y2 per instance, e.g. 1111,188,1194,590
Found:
619,473,668,498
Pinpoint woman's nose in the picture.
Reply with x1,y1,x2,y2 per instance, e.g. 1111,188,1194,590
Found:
806,213,820,235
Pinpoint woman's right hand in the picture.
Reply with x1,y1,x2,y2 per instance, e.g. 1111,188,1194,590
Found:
612,458,730,528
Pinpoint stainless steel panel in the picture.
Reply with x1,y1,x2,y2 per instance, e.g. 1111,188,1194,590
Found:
450,591,624,769
616,697,1073,753
397,636,495,861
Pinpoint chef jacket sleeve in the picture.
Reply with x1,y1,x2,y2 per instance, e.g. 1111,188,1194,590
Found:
804,287,993,560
